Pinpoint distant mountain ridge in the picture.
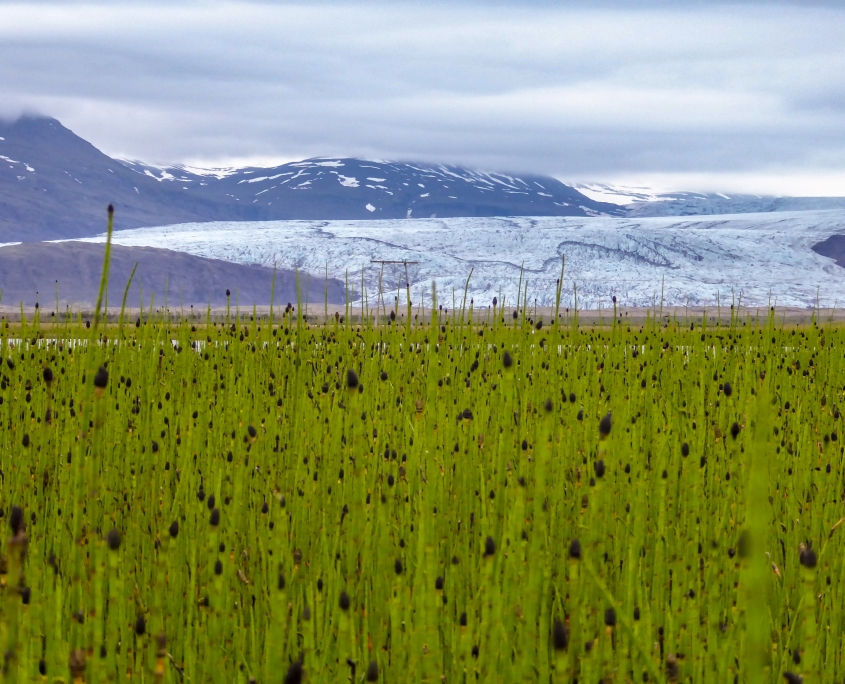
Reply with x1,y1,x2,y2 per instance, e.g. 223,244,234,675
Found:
573,182,845,216
117,156,624,220
0,115,622,242
3,115,843,244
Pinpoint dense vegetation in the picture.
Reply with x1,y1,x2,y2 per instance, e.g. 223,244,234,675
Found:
1,288,842,684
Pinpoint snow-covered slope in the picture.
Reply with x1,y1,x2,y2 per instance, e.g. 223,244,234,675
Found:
628,195,845,217
573,182,845,217
571,183,668,205
70,210,845,309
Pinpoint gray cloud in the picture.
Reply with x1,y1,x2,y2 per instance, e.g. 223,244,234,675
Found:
1,1,844,194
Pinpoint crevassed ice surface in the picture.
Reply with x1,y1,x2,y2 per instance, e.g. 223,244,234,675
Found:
75,210,845,309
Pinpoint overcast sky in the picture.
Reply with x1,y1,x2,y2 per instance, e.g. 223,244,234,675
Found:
1,0,844,195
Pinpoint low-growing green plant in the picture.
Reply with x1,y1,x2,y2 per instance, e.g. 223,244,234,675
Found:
0,211,842,682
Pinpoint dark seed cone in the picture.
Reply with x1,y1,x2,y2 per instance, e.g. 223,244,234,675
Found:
569,538,581,559
106,528,121,551
69,649,87,680
730,422,741,439
599,412,612,437
394,559,403,575
210,508,220,526
552,619,568,650
93,366,109,389
135,615,146,636
594,460,606,478
366,659,379,682
283,660,303,684
503,351,513,368
248,425,257,438
666,655,679,682
681,442,690,457
484,536,495,557
783,673,803,684
43,367,53,384
346,369,359,389
723,381,732,397
168,521,179,538
339,590,351,610
9,506,24,536
604,607,616,627
799,545,817,569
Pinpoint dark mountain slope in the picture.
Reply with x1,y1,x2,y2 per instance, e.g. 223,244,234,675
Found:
0,117,261,242
0,241,345,308
0,115,623,243
123,157,626,221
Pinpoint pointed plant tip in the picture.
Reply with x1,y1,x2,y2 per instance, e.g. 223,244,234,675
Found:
107,204,114,215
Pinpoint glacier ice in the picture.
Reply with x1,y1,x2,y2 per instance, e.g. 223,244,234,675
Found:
71,210,845,309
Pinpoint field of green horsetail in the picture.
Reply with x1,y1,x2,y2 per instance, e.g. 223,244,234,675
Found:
2,283,845,683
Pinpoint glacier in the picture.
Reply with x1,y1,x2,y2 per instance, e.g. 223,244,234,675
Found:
71,210,845,309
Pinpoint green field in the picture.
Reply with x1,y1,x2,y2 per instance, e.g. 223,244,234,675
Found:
0,290,842,683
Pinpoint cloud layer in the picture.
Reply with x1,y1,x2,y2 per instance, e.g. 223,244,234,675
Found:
1,1,844,194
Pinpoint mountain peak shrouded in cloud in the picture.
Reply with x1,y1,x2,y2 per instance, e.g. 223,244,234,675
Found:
0,115,622,242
